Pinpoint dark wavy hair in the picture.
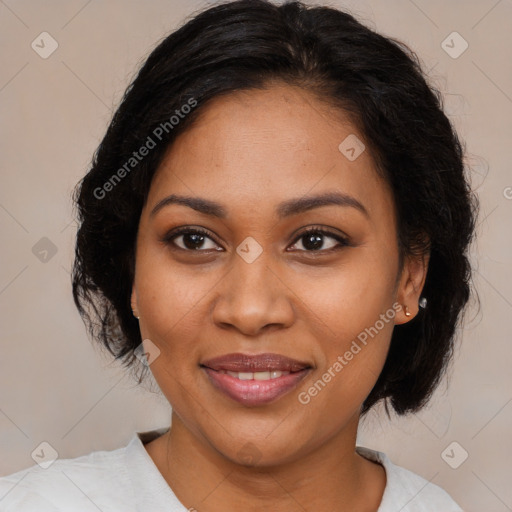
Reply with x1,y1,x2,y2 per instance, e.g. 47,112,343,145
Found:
72,0,479,416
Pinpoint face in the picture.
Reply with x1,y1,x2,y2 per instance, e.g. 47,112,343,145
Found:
131,83,427,466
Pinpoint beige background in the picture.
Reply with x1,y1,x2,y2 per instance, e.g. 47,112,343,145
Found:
1,0,511,510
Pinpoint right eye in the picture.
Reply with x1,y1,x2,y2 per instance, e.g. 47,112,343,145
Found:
161,227,223,252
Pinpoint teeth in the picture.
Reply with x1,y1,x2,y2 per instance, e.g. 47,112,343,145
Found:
222,370,291,380
254,371,271,380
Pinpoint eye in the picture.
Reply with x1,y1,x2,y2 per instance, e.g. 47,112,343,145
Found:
161,226,349,253
288,227,349,253
162,227,222,251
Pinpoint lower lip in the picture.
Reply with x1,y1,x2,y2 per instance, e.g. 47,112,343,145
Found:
201,367,311,406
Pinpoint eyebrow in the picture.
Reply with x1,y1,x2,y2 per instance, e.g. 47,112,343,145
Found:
149,191,369,219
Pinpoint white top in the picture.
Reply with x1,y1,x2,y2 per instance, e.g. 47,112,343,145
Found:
0,428,463,511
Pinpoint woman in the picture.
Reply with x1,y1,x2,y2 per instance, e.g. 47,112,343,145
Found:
0,0,477,510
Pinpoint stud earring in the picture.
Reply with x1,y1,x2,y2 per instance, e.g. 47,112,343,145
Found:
133,310,140,320
404,305,411,317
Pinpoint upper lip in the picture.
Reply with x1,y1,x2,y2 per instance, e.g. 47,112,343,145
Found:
200,353,312,373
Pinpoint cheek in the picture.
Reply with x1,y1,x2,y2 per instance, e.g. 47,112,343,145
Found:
134,258,212,407
135,248,217,343
294,253,396,402
298,301,394,429
296,249,396,341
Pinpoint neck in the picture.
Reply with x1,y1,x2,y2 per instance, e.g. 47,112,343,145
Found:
145,411,386,511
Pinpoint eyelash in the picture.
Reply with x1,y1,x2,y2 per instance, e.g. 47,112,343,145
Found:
161,226,350,254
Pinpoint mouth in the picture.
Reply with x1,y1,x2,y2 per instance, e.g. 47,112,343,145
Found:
199,352,313,406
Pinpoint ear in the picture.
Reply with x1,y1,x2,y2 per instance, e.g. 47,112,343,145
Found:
394,249,430,325
131,284,139,319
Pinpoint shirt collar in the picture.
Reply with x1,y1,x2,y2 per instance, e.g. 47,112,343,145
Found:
125,427,188,512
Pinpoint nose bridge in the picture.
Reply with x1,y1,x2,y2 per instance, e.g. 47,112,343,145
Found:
211,246,293,334
233,248,274,295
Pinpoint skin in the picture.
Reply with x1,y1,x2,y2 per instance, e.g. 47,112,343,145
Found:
131,82,429,511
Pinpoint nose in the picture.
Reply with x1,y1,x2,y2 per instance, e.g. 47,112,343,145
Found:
211,251,295,336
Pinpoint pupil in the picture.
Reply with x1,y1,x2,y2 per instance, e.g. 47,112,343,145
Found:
184,233,204,250
304,232,323,250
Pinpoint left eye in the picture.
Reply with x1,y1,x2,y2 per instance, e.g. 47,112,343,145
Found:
289,229,348,252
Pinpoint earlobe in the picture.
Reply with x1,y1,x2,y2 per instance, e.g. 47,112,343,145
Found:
395,250,430,325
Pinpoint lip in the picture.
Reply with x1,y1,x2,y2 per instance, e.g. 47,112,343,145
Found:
200,352,312,373
201,366,312,406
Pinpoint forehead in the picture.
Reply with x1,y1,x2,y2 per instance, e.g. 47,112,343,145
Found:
147,84,394,222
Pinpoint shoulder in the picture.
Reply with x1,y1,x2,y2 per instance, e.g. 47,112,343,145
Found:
0,440,135,512
356,446,463,512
